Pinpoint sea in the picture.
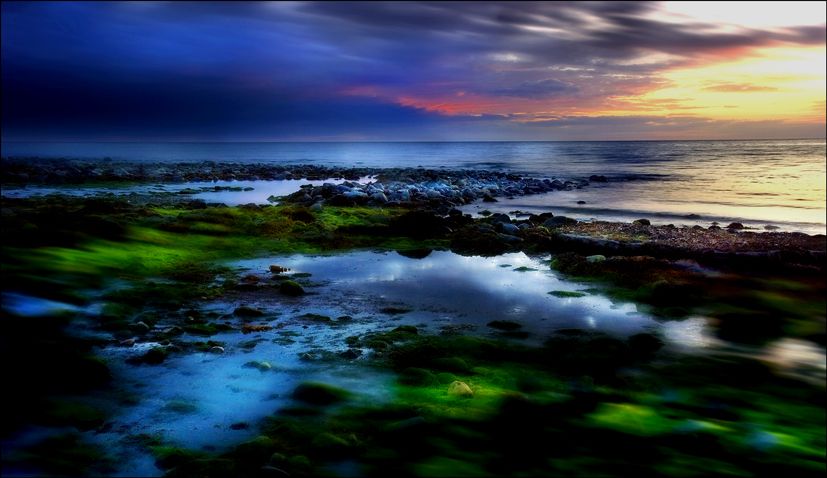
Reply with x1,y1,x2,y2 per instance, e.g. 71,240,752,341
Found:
2,139,825,234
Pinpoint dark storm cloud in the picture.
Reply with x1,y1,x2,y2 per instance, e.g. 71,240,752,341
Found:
1,1,824,140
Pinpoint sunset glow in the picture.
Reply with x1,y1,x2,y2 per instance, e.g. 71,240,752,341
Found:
2,1,825,140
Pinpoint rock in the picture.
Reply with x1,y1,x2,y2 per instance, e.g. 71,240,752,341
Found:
447,380,474,398
543,216,577,228
763,225,780,230
633,218,651,226
499,223,520,235
132,321,151,334
161,326,184,336
497,233,523,243
119,338,136,347
482,194,498,202
577,200,586,204
310,201,323,212
280,280,305,296
291,382,350,406
339,348,362,360
234,306,265,317
589,175,608,182
487,320,522,331
243,360,273,372
726,222,745,230
209,346,225,354
371,192,388,203
586,254,606,263
269,265,289,273
129,346,168,365
400,367,437,386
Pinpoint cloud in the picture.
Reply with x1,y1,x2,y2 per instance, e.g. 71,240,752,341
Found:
490,78,578,99
701,83,779,92
1,1,824,140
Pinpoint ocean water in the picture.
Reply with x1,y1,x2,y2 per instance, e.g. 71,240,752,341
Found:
2,140,825,233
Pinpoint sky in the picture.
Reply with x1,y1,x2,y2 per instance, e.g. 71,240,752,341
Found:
1,1,825,141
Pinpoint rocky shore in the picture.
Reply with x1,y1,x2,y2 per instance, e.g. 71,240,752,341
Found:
2,180,825,477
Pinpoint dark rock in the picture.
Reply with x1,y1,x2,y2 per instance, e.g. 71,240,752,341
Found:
291,382,350,406
279,280,305,296
234,306,265,317
396,248,433,259
482,194,498,202
633,218,651,226
487,320,522,331
543,216,577,228
588,175,608,182
726,222,745,230
128,347,168,365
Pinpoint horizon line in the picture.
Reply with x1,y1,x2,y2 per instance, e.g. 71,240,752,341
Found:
2,137,825,144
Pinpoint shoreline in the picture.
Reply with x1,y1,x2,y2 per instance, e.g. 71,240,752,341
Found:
2,186,825,476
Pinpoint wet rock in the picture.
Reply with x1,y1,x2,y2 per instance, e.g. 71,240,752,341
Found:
397,248,433,259
447,380,474,398
291,382,350,406
243,360,273,372
633,218,651,226
269,265,290,273
161,326,184,336
577,200,587,204
339,348,362,360
589,175,608,182
234,306,265,317
131,321,151,334
128,346,168,365
726,222,745,230
241,323,273,334
487,320,522,331
298,313,332,323
209,346,225,354
279,280,305,296
543,216,577,228
482,194,498,202
500,223,521,235
119,338,136,347
586,254,606,263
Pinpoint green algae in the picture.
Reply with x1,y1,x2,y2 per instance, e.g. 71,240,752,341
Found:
2,195,825,477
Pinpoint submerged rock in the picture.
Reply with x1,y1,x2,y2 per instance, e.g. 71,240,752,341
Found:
243,360,273,372
234,306,265,317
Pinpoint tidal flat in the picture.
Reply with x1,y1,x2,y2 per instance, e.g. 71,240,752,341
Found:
1,165,825,477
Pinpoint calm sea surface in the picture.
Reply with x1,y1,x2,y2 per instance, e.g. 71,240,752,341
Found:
2,140,825,233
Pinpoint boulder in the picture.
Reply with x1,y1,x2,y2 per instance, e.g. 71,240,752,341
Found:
280,280,306,296
447,381,474,398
